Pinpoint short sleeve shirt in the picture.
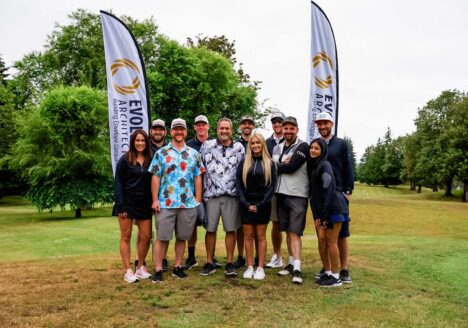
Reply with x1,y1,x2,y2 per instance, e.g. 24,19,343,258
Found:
200,138,245,200
148,142,205,209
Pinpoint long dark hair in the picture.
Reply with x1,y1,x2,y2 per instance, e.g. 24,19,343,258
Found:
127,129,152,167
307,138,328,177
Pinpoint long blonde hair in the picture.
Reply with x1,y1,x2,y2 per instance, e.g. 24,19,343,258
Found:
242,133,274,187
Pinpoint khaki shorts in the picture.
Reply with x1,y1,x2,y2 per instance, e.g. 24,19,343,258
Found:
155,207,197,241
205,196,241,232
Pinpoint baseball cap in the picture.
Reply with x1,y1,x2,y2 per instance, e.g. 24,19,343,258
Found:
194,115,209,124
282,116,298,127
315,112,334,123
240,116,255,124
270,111,285,121
171,118,187,129
151,119,166,129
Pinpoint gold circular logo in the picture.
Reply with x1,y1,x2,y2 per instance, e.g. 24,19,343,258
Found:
313,52,333,89
110,58,141,95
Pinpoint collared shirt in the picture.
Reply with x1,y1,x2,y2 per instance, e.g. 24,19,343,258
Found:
148,142,205,209
187,136,212,153
200,138,245,200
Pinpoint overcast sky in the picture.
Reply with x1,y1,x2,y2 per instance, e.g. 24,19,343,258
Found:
1,0,467,158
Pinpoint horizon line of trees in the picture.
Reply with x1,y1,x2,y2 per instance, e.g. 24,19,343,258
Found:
356,89,468,202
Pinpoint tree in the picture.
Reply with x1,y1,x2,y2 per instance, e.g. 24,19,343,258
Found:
12,9,160,105
441,96,468,201
381,128,403,187
400,133,422,191
186,34,260,88
10,86,114,217
414,90,465,195
148,37,260,137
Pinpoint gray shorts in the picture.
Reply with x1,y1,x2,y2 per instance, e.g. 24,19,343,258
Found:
276,195,308,236
270,195,278,222
155,207,197,241
205,196,241,232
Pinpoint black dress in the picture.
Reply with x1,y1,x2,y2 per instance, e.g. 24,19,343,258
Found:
236,156,277,224
112,154,152,220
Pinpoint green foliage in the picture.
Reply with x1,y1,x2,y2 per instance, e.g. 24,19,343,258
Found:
148,37,259,137
414,90,465,195
357,128,403,187
343,136,357,179
9,86,113,215
12,9,160,105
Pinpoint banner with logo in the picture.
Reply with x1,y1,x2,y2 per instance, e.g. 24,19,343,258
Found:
307,1,339,142
101,11,151,174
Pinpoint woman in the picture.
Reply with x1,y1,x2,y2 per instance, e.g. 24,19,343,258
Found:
113,129,153,283
308,138,349,287
236,133,276,280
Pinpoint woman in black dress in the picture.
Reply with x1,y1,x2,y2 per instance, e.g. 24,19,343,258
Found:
113,129,153,283
308,138,349,287
236,133,276,280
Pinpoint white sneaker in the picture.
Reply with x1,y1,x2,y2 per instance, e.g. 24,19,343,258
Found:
124,269,139,283
243,266,254,279
266,254,284,268
135,265,152,279
253,267,265,280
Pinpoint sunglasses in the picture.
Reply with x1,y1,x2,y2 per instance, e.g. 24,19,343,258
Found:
271,119,283,124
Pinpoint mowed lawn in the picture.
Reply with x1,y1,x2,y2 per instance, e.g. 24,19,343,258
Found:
0,185,467,327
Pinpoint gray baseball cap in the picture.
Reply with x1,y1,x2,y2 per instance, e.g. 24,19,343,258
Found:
151,119,166,129
282,116,298,127
194,115,209,124
315,111,334,123
240,116,255,124
171,118,187,129
270,111,285,121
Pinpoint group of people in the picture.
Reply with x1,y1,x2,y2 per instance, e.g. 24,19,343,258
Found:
113,110,354,287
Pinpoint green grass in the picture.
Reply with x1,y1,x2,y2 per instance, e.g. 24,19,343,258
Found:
0,185,467,327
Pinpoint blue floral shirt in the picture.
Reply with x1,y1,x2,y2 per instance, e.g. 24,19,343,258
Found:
148,142,205,209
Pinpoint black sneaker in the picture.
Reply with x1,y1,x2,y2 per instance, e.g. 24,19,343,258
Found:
213,257,222,269
183,257,198,270
318,275,342,287
172,266,188,279
199,262,216,276
162,258,169,272
314,268,326,280
340,269,352,284
152,270,163,283
233,255,245,269
225,262,238,276
292,270,303,284
277,264,294,276
315,273,330,285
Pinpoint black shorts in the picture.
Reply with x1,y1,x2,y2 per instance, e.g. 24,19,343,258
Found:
276,195,308,236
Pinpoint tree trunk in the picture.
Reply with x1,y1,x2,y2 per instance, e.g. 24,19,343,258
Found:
417,185,422,193
432,183,438,192
410,179,416,191
464,181,468,202
75,207,82,218
444,178,453,197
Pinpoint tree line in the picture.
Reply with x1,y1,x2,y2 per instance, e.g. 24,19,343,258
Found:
356,90,468,202
0,9,271,216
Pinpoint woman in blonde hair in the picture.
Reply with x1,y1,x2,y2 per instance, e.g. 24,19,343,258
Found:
236,133,277,280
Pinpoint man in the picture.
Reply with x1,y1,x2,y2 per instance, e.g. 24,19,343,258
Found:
265,111,285,269
234,116,255,268
135,119,169,271
199,118,245,276
183,115,220,270
315,112,354,284
149,118,205,282
273,116,309,284
150,119,167,153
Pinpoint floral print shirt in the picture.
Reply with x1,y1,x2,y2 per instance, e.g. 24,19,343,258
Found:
148,142,205,209
200,138,245,200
